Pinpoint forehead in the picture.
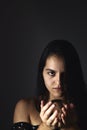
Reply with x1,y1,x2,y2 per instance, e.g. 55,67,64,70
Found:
44,55,65,71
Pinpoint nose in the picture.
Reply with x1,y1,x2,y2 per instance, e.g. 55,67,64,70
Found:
55,73,61,85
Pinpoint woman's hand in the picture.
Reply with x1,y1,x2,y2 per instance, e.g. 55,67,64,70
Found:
40,100,58,129
60,103,78,128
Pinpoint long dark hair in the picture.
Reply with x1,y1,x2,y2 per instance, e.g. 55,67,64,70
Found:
36,39,87,128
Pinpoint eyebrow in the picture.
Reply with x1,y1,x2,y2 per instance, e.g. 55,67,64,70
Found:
45,68,65,73
45,68,55,71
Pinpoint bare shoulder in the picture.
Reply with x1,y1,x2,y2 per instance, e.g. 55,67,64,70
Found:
13,98,35,123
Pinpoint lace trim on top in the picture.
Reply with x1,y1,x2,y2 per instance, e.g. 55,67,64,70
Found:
11,122,38,130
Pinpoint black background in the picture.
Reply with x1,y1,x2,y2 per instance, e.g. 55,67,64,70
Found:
1,1,87,130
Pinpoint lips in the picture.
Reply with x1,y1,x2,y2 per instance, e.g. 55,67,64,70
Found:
53,87,62,91
53,87,61,89
53,88,61,90
53,85,62,89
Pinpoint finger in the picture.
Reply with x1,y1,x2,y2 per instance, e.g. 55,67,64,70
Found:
47,110,58,125
61,107,66,116
40,100,44,108
44,104,56,119
41,101,52,114
61,113,66,124
58,121,62,128
51,117,58,126
63,104,68,109
70,103,75,109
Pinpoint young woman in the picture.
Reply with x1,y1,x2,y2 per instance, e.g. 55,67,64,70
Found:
12,40,87,130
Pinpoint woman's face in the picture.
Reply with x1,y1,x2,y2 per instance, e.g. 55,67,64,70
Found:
42,55,66,100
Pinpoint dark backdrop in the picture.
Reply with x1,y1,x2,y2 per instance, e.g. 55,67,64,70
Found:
1,1,87,130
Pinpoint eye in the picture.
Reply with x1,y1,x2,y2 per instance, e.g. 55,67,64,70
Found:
47,71,55,76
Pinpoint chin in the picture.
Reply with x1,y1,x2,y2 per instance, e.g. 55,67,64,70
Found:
50,92,64,100
53,94,64,99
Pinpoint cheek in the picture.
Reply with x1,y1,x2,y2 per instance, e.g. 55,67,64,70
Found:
43,75,52,88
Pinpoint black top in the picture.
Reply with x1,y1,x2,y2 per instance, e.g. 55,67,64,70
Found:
11,122,39,130
11,122,60,130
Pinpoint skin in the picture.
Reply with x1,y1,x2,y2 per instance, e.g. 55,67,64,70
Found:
13,55,80,130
